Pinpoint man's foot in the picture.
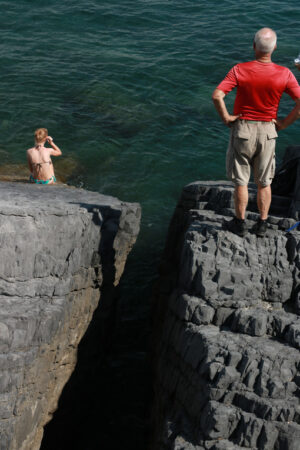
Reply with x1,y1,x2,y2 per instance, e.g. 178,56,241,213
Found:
225,217,247,237
253,218,267,237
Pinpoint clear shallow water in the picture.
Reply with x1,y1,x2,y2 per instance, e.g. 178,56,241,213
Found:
2,1,300,446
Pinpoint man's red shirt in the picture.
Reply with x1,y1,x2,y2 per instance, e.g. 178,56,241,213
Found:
217,60,300,121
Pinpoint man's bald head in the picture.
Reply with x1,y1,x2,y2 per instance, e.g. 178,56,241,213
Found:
254,28,277,54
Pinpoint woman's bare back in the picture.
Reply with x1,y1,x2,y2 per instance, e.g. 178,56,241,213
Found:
27,134,62,184
27,146,55,181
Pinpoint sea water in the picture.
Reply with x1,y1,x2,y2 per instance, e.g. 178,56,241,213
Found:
1,0,300,286
1,0,300,447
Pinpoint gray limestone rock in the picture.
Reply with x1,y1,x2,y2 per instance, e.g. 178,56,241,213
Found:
0,182,141,450
152,180,300,449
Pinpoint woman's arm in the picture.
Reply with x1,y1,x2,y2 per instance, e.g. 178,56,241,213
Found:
26,150,33,173
47,136,62,156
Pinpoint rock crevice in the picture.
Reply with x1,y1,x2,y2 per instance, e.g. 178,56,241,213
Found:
0,182,141,450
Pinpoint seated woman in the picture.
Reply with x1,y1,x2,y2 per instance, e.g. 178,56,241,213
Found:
27,128,62,184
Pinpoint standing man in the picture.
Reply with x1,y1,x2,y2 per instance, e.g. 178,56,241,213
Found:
212,28,300,237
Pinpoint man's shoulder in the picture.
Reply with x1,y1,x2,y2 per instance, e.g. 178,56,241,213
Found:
234,61,255,67
270,64,294,80
271,62,290,71
235,61,292,74
235,61,289,67
231,61,257,72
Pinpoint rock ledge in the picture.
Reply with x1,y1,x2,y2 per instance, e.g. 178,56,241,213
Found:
152,181,300,450
0,182,141,450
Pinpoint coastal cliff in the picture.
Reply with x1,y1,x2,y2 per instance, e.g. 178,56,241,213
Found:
151,181,300,450
0,182,141,450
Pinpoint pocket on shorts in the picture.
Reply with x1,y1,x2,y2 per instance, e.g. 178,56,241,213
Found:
267,128,278,140
233,127,252,158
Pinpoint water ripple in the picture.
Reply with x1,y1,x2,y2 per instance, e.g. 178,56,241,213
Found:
0,0,299,207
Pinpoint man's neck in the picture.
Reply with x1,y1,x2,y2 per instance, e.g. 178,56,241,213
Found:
255,52,272,63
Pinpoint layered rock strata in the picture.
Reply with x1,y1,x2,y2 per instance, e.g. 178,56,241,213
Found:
0,182,141,450
152,181,300,450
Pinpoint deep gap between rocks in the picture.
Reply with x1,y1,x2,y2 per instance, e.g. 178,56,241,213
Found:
40,246,156,450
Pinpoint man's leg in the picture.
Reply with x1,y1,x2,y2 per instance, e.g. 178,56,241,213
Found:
252,121,276,236
225,184,248,237
234,185,248,220
225,120,251,236
253,183,271,237
257,183,271,220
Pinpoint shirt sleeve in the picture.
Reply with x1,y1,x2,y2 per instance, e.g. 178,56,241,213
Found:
217,66,238,94
285,70,300,99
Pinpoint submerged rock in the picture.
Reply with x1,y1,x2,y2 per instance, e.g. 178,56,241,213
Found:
0,156,80,184
0,182,141,450
151,181,300,450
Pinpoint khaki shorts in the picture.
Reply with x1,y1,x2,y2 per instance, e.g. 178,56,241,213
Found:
226,120,277,187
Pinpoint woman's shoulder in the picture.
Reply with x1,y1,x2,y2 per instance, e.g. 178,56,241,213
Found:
27,146,35,155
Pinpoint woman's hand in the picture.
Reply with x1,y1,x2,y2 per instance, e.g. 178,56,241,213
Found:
46,136,54,144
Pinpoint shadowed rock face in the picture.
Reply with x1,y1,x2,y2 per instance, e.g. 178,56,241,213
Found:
151,181,300,450
0,182,141,450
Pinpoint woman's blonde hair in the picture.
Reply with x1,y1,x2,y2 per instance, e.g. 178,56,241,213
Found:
34,128,48,144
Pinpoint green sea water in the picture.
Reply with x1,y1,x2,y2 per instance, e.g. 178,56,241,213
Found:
1,0,300,248
1,1,300,447
2,0,299,312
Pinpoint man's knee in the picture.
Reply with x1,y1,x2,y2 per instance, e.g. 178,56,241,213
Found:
257,181,271,190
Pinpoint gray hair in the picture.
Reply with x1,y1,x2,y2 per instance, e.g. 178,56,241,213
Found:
254,28,277,53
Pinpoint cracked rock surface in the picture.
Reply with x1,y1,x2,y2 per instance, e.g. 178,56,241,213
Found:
0,182,141,450
151,181,300,450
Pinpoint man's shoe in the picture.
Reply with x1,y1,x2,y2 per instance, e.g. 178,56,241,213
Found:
225,217,247,237
254,218,267,237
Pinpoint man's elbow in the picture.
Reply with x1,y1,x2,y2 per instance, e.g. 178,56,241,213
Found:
212,89,219,101
212,88,225,102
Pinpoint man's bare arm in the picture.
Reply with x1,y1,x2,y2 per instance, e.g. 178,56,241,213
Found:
212,88,241,126
47,136,62,156
274,98,300,131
